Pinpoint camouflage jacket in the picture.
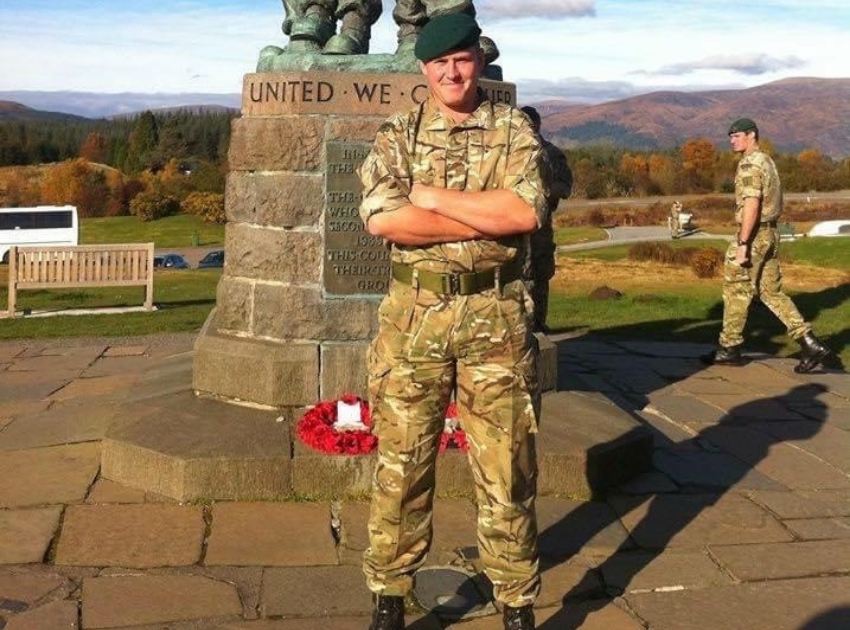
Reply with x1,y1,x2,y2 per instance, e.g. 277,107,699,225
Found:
735,149,783,224
358,94,547,274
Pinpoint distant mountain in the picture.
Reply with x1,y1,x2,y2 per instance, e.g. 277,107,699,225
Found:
0,100,89,123
540,77,850,158
0,91,241,119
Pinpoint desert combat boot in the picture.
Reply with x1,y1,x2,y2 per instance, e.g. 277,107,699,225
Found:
368,594,404,630
504,604,535,630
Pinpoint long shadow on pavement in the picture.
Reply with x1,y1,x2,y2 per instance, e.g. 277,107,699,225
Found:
538,382,832,630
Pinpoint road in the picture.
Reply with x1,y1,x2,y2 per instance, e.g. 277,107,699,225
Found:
558,226,732,252
561,190,850,210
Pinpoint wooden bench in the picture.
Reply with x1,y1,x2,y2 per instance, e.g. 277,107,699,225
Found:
6,243,154,318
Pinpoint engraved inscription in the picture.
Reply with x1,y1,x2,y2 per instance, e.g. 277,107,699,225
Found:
243,73,515,116
324,142,391,296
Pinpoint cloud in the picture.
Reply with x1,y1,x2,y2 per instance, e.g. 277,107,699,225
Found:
479,0,596,20
515,77,746,105
641,53,807,76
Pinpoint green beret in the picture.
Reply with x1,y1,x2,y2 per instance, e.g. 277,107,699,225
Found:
728,118,758,135
415,13,482,62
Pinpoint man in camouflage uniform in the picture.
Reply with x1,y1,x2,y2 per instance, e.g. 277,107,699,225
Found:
702,118,831,373
358,14,545,630
520,106,572,332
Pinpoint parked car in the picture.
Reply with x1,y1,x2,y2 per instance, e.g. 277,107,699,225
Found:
153,253,190,269
197,250,225,269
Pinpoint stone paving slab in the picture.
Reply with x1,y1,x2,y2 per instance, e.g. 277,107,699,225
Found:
643,394,726,428
536,498,633,559
752,421,850,472
795,405,850,430
82,574,242,629
7,353,96,374
81,355,156,378
0,401,50,424
0,443,100,508
0,344,26,362
536,559,602,607
595,550,733,594
783,517,850,540
626,576,850,630
0,567,68,608
0,371,79,403
37,345,107,361
205,503,338,567
695,395,812,421
609,494,792,548
0,401,118,452
710,539,850,581
633,410,699,449
55,504,205,568
85,479,147,504
2,600,78,629
103,345,149,357
614,472,678,495
674,376,755,397
748,489,850,519
49,374,141,403
219,615,442,629
0,508,62,565
652,450,786,491
701,362,805,396
701,425,850,490
613,341,711,359
261,566,372,618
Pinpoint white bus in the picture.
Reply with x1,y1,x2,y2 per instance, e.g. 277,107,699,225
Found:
0,205,79,262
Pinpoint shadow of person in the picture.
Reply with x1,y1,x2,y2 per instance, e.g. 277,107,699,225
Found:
796,607,850,630
537,383,830,630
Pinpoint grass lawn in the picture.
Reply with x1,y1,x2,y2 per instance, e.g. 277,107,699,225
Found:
554,226,608,247
81,214,225,248
0,268,220,339
564,236,850,271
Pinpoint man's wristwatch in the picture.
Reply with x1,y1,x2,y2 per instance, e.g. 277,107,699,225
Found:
737,239,748,246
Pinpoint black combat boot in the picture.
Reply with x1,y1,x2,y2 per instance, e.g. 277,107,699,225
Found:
700,345,744,366
368,594,405,630
795,332,832,373
504,604,535,630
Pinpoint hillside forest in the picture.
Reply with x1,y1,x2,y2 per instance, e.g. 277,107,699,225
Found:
0,110,849,221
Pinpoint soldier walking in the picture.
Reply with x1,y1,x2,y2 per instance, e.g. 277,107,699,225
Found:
702,118,831,372
358,14,545,630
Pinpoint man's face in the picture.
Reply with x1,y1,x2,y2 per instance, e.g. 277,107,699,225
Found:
729,130,756,153
420,46,484,114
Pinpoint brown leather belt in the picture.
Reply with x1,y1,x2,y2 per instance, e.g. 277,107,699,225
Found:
391,258,523,296
761,220,778,227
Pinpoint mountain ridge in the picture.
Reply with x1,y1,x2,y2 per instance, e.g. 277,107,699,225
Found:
539,77,850,157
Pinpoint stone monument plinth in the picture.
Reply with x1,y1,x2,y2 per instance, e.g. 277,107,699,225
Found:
193,71,518,409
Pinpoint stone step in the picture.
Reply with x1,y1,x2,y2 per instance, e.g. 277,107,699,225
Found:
103,376,651,502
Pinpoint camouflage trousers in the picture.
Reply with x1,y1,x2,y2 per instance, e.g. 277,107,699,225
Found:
719,227,810,348
393,0,475,40
364,278,541,607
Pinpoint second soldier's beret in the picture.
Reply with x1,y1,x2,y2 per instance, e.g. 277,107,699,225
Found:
728,118,758,135
415,13,482,62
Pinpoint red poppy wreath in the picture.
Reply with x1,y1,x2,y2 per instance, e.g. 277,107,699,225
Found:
297,395,469,455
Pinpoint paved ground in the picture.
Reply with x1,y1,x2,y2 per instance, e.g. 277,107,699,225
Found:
0,333,848,629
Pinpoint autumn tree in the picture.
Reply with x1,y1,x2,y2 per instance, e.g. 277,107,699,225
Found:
181,191,225,223
79,132,109,163
681,138,716,192
40,159,112,217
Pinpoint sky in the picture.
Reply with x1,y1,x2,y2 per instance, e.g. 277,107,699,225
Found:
1,0,848,104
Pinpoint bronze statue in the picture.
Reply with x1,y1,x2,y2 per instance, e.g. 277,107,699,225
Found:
278,0,496,61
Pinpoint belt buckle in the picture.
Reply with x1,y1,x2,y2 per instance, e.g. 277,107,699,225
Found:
441,273,459,295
